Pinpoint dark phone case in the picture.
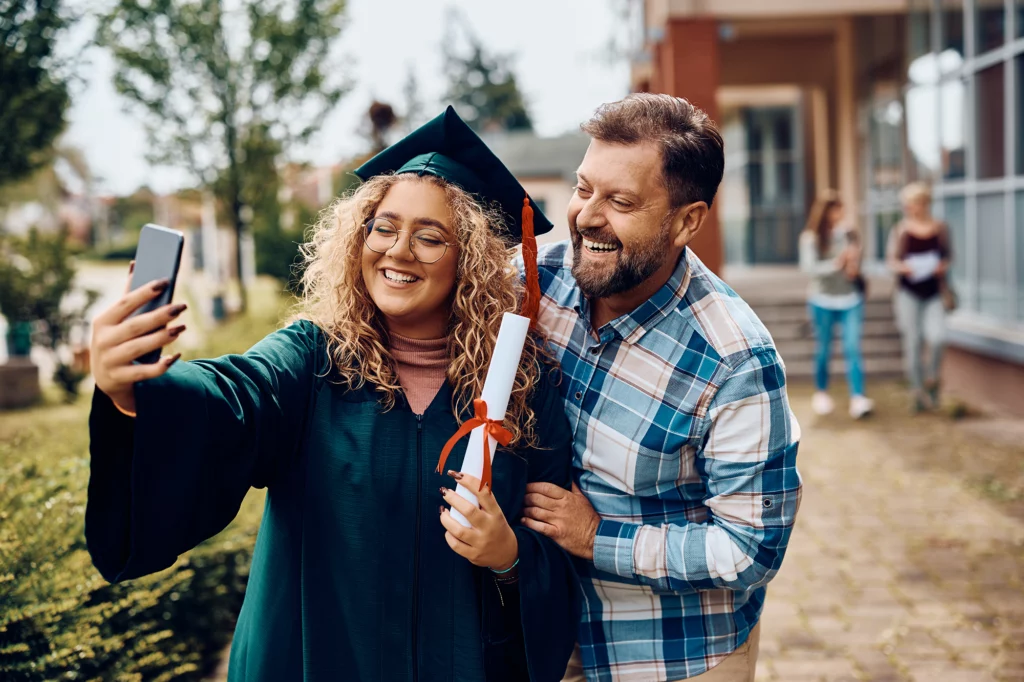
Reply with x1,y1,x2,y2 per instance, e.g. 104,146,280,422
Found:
128,224,184,364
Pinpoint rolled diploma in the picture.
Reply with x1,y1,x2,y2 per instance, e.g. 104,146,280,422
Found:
450,312,531,527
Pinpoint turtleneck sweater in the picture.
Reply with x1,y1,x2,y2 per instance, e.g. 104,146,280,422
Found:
389,332,448,415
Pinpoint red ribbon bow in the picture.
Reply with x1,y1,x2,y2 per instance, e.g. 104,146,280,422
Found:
436,399,513,491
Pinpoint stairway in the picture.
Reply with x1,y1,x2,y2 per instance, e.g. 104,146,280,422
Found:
723,266,904,380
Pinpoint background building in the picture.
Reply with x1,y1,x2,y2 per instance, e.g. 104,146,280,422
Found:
631,0,1024,417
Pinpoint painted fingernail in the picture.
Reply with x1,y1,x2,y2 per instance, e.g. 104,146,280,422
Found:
439,486,448,497
439,505,446,515
169,303,187,317
169,325,186,338
152,279,169,291
128,260,135,275
447,470,463,480
166,352,182,366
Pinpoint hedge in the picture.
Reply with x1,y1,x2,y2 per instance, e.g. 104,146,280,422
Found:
0,276,290,680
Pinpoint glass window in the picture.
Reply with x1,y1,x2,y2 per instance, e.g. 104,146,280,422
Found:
908,0,932,63
944,196,968,302
942,0,964,60
940,77,967,180
977,193,1008,319
975,0,1006,55
875,211,902,260
870,94,904,190
1018,55,1024,175
977,63,1006,179
1017,193,1024,320
906,54,940,180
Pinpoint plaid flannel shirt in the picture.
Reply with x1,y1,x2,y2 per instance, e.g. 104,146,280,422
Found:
534,242,803,681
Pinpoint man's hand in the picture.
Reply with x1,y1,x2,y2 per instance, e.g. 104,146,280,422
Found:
522,482,600,560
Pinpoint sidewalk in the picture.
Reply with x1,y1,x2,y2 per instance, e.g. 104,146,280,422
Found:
204,381,1024,682
757,382,1024,681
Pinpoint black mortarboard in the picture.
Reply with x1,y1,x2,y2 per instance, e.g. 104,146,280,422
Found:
354,105,548,323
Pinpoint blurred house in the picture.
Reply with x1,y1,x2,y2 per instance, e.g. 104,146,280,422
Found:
1,192,96,246
483,130,591,245
630,0,1024,417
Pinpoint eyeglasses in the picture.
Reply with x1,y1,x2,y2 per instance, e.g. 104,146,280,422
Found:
362,217,456,264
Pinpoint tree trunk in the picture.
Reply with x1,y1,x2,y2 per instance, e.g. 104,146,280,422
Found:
225,114,247,314
231,193,247,314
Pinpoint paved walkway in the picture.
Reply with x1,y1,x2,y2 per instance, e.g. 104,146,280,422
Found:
205,382,1024,681
757,383,1024,681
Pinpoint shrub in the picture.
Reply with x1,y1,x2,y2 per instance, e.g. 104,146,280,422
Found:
0,284,284,680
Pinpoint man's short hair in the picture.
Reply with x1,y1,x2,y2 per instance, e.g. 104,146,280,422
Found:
581,93,725,209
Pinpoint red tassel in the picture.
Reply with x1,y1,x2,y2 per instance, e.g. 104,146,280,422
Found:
521,195,540,326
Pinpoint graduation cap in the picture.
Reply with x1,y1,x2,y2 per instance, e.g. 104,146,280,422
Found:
354,105,549,323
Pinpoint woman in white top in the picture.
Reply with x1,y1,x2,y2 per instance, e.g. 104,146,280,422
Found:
799,191,874,419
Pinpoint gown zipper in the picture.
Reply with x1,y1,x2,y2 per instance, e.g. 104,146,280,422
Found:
412,413,423,682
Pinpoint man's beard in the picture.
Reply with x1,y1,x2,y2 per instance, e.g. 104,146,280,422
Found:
570,218,672,300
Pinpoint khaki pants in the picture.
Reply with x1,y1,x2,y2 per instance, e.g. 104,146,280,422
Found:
562,622,760,682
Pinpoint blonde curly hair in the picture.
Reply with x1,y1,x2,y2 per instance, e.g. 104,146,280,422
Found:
297,173,549,448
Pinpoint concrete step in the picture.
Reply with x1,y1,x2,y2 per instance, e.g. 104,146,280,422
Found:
783,355,905,378
751,300,896,325
776,336,903,362
767,319,900,342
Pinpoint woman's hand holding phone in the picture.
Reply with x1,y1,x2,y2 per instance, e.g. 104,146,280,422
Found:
90,262,188,414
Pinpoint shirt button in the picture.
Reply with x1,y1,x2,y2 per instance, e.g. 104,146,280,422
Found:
574,391,583,401
589,346,600,354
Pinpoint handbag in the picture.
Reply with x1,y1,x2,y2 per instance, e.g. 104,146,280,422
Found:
939,277,959,312
845,229,868,299
853,274,868,299
936,222,958,312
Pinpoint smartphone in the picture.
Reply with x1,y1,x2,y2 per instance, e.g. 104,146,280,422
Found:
128,224,185,364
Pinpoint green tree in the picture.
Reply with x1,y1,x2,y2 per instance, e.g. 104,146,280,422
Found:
96,0,351,312
442,9,532,133
0,0,71,189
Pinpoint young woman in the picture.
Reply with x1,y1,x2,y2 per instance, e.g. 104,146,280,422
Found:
85,108,580,682
887,182,952,412
799,191,874,419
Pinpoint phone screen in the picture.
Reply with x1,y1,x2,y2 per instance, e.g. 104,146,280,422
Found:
129,224,184,363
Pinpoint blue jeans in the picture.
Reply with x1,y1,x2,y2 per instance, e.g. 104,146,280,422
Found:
809,302,865,396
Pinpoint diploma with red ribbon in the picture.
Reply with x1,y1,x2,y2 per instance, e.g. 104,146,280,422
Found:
436,312,531,528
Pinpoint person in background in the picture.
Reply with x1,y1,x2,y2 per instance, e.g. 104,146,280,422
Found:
799,191,873,419
887,182,952,412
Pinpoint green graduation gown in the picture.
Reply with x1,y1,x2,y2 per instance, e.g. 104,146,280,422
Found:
86,320,580,682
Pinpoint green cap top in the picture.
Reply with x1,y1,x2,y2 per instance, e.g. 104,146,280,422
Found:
354,106,553,244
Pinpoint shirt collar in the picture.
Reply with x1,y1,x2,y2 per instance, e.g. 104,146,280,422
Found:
573,247,693,345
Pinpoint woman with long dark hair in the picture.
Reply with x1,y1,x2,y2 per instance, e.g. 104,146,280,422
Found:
799,191,873,419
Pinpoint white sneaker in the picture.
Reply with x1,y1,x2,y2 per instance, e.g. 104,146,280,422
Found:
811,391,835,416
849,395,874,419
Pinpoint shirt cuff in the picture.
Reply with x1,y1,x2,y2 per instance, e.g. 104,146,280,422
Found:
592,519,639,578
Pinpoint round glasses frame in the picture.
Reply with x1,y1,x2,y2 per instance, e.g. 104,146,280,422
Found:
362,217,456,265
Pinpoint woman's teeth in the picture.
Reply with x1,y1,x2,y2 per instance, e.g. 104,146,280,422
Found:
583,237,619,253
383,269,419,283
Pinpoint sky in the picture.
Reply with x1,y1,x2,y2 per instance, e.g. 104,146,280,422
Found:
62,0,632,196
